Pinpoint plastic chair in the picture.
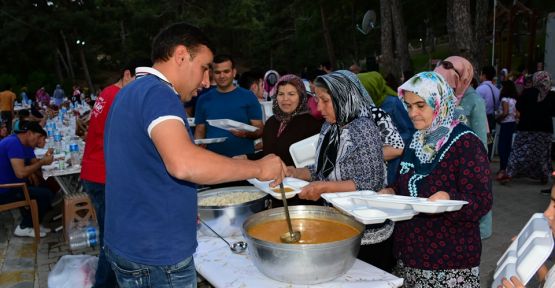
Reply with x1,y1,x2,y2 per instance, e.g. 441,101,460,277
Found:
0,183,41,248
63,192,97,241
289,134,319,168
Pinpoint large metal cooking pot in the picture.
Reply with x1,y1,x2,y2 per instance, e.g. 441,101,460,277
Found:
198,186,271,237
242,205,364,284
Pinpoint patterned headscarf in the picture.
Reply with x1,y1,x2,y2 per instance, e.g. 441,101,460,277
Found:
314,70,373,177
357,71,398,107
263,70,280,100
533,71,552,102
271,74,310,136
398,72,459,164
433,56,474,104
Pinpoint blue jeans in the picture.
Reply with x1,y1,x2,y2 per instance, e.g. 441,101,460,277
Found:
82,180,117,288
105,247,197,288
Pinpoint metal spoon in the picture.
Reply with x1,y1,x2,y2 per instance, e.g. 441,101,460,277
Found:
199,219,248,254
278,183,301,243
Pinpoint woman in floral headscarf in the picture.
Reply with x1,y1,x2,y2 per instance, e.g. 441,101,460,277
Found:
287,71,394,271
379,72,492,287
503,71,555,184
243,74,323,166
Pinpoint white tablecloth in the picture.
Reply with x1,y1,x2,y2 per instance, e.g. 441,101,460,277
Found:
194,236,403,288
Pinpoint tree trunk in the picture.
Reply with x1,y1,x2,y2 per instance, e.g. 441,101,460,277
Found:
320,4,336,70
54,51,63,84
379,0,394,76
391,0,411,77
446,0,456,52
59,30,75,81
474,0,489,76
78,47,94,94
448,0,478,69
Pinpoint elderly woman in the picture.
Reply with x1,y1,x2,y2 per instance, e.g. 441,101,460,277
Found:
503,71,555,184
244,74,323,166
358,71,414,184
380,72,492,287
287,71,394,271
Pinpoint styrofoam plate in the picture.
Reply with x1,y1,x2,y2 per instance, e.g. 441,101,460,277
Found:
207,119,258,132
247,177,309,199
351,195,468,213
289,134,319,168
194,137,227,145
351,208,417,225
492,213,554,288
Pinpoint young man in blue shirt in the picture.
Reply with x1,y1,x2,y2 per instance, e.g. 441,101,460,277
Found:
103,23,286,288
194,54,264,157
0,120,54,238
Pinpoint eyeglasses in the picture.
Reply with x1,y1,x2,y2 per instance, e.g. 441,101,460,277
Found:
437,61,461,78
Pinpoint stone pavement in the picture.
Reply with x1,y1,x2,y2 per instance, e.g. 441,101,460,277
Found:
0,159,552,288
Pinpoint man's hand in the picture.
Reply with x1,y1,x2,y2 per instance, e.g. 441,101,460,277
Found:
40,153,54,166
298,181,327,201
255,154,286,186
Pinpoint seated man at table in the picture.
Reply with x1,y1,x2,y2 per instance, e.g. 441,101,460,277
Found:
0,120,54,237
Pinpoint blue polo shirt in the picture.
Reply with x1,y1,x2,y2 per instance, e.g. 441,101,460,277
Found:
0,135,27,192
104,73,197,265
194,87,262,157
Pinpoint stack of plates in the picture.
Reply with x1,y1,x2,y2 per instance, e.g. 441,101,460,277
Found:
321,192,468,225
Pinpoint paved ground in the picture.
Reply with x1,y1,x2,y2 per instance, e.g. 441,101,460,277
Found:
0,159,552,288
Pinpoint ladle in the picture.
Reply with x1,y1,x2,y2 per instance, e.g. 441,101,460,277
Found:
199,218,248,254
279,183,301,243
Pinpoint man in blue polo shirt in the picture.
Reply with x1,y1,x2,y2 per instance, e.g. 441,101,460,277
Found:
103,23,286,288
0,120,53,238
194,54,264,157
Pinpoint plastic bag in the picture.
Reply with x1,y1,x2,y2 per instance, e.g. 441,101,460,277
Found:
48,255,98,288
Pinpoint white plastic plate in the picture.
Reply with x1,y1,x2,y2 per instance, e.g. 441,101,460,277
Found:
194,137,227,145
207,119,258,132
492,213,554,288
289,134,319,168
351,195,468,213
247,177,309,199
351,208,417,225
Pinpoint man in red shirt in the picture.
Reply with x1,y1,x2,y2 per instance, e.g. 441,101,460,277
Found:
80,58,150,288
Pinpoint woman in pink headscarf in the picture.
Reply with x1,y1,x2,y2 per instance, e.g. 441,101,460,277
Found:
434,56,488,148
434,56,492,240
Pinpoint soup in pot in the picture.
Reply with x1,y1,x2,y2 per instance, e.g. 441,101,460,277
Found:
247,218,359,244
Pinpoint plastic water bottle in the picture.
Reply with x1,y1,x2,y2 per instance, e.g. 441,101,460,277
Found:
69,143,79,166
53,133,62,154
69,225,99,251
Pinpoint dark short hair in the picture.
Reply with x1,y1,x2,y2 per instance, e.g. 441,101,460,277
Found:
500,80,518,99
15,120,45,135
151,22,214,63
213,54,235,68
238,70,263,89
481,66,496,80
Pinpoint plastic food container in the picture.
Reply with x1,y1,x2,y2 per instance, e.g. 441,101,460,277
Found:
491,213,554,287
289,134,319,168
